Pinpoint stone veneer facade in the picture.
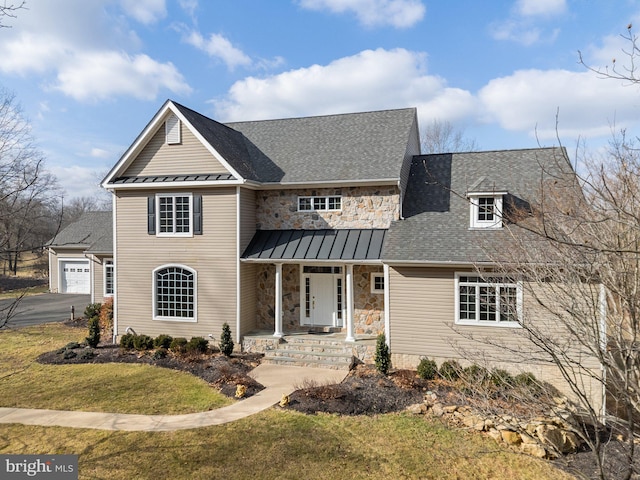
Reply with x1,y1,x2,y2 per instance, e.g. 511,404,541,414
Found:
255,263,384,335
256,186,400,230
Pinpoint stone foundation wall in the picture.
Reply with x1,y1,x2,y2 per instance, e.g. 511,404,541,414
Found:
256,186,400,230
353,265,384,335
256,264,302,332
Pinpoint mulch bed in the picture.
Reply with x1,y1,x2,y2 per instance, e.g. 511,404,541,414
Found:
36,344,266,399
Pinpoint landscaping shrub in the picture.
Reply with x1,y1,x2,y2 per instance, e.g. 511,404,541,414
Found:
132,334,154,351
120,333,135,349
153,347,168,360
154,334,173,349
79,350,96,360
86,317,101,348
186,336,209,354
99,298,113,337
64,342,81,350
84,303,102,320
219,322,234,356
438,360,461,381
416,358,438,380
490,369,514,388
63,350,77,359
374,333,391,375
462,364,489,383
170,337,188,353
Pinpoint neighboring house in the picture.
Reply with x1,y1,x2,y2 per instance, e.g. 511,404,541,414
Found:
47,211,113,303
98,100,599,402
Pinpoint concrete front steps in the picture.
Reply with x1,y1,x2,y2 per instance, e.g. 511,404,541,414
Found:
261,334,361,370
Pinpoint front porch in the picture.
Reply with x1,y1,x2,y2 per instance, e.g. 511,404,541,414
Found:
242,330,378,370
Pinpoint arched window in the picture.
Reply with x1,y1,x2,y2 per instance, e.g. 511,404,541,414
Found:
153,265,196,321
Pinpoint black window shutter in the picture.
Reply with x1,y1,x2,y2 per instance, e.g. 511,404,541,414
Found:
193,194,202,235
147,196,156,235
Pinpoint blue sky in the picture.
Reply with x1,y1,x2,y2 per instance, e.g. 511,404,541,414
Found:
1,0,640,200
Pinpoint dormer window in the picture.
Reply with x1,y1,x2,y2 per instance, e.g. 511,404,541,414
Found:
468,193,504,229
165,114,181,145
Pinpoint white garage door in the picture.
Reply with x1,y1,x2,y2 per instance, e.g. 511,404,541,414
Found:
61,260,90,294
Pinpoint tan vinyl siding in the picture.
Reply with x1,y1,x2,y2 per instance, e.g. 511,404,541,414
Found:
239,188,256,252
123,116,230,177
240,263,257,335
115,187,237,339
388,266,600,367
48,248,87,293
92,255,104,300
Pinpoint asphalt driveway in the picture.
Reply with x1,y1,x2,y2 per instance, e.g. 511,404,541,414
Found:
0,293,91,328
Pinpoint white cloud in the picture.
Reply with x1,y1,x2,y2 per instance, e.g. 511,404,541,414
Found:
515,0,566,17
490,0,565,45
179,0,198,19
212,48,477,126
53,51,191,102
185,31,252,70
90,148,112,159
298,0,425,28
50,164,108,201
0,0,189,101
478,69,635,140
120,0,167,24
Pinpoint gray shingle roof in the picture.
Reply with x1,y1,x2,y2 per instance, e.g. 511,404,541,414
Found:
48,211,112,254
225,107,417,184
383,147,573,263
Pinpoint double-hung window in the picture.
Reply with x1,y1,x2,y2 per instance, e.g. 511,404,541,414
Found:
104,260,114,296
153,265,196,321
148,193,202,237
157,194,192,236
456,274,521,327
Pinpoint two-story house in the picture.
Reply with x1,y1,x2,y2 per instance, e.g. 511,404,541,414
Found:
96,100,601,404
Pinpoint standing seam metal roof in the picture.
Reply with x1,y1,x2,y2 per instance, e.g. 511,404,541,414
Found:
242,229,387,261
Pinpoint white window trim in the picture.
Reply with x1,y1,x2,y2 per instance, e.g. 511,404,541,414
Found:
156,193,193,237
454,272,522,328
152,264,197,322
103,258,114,297
297,195,342,212
370,272,385,294
468,194,503,229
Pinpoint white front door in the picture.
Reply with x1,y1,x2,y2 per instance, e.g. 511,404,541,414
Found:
310,274,334,326
301,266,343,327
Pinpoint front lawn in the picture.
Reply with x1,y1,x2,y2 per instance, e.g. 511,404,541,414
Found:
0,323,575,479
0,324,232,414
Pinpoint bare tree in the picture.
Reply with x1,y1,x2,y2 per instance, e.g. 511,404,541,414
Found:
421,119,479,154
0,1,25,28
0,90,61,317
579,24,640,85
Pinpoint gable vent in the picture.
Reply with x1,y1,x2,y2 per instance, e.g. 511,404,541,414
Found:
165,113,181,145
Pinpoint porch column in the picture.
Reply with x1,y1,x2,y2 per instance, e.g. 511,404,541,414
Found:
273,263,284,338
345,263,355,342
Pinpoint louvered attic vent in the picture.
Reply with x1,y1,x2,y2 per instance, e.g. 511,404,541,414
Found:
165,113,181,145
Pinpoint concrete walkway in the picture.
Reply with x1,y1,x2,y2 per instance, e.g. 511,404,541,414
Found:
0,364,347,432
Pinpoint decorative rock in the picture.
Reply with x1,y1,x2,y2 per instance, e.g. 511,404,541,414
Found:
487,428,502,442
406,403,427,415
430,403,445,417
501,430,522,445
443,405,458,414
535,424,578,454
521,443,548,458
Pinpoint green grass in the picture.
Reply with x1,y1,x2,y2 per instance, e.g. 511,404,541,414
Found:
0,324,232,414
0,411,574,479
0,324,575,479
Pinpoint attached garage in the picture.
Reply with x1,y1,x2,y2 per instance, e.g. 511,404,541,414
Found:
60,260,91,294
